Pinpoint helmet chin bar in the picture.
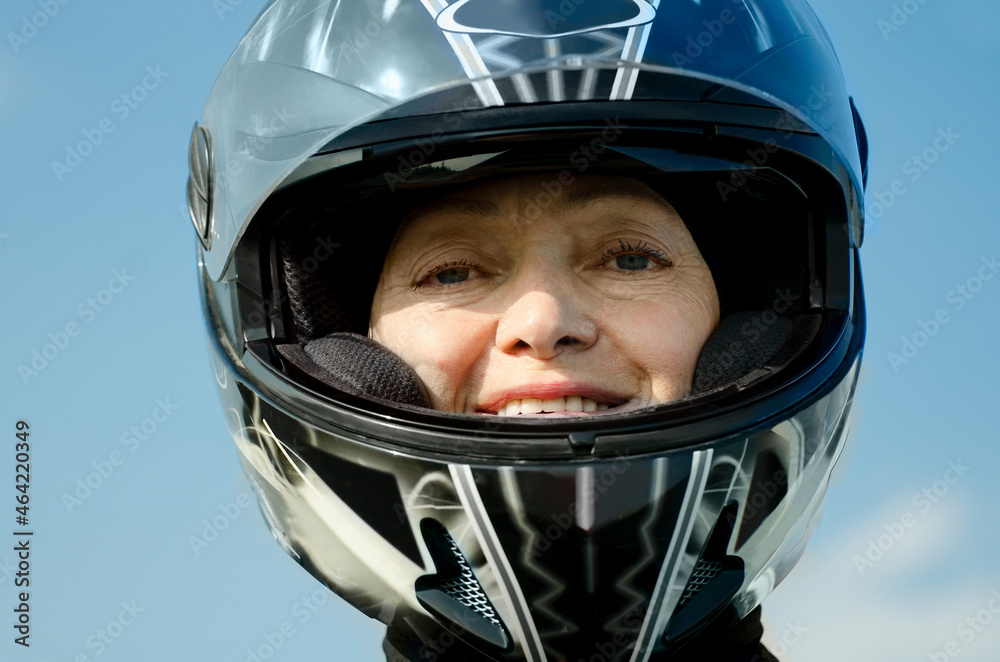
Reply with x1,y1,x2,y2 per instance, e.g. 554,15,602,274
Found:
206,318,859,660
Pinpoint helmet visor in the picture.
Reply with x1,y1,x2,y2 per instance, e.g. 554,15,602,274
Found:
200,0,862,280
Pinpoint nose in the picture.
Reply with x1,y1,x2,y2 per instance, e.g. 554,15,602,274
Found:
495,274,598,360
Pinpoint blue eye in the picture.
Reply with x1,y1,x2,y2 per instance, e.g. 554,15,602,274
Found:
414,260,484,289
601,240,670,272
613,254,652,271
435,267,471,284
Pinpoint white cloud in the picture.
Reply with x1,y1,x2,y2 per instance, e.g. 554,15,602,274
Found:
760,492,1000,662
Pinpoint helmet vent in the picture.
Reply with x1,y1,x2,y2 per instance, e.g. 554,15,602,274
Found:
662,503,745,650
415,519,513,653
677,559,723,609
438,534,504,630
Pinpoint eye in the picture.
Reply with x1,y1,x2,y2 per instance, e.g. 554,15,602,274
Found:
414,259,485,289
435,266,471,284
600,239,672,272
611,254,652,271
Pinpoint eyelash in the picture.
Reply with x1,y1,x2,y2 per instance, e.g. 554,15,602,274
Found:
600,239,673,267
413,259,483,290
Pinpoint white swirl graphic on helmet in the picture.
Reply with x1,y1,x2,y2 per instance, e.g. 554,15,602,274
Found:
436,0,656,38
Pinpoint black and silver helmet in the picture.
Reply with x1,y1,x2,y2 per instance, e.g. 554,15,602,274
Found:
190,1,867,660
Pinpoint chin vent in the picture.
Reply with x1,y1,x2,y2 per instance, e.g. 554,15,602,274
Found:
438,536,505,630
677,559,724,610
415,519,513,653
662,503,745,649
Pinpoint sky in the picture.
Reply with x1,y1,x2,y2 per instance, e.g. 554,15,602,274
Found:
1,1,999,661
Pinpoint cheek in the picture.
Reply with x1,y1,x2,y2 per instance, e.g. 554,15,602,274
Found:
608,290,717,398
617,304,704,368
371,306,493,409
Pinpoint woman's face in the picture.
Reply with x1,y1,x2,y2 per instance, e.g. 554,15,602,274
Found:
369,173,720,417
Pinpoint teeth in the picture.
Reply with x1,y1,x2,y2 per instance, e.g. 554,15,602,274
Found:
520,398,542,414
496,395,609,416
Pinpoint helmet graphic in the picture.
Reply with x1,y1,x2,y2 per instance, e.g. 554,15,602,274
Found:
189,1,867,660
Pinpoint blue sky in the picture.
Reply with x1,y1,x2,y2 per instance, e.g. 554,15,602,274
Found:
1,1,998,660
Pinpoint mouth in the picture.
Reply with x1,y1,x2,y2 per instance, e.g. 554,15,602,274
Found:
477,394,629,417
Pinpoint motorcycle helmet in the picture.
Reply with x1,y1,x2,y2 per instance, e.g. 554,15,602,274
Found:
189,1,867,660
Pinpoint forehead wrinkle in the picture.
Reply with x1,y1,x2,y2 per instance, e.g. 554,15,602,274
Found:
559,181,678,218
393,178,684,254
405,197,506,227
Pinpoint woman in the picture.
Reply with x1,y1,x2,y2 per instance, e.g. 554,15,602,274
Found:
190,1,868,660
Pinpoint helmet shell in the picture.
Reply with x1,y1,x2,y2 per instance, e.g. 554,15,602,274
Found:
191,0,865,282
192,0,868,658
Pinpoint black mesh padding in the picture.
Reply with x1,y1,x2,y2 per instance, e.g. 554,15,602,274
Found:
297,333,429,407
277,189,401,341
691,312,794,395
279,241,360,340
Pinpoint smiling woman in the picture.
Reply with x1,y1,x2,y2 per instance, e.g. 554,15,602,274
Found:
369,174,720,415
190,0,869,660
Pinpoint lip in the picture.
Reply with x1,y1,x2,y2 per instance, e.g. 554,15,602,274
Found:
475,382,631,415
